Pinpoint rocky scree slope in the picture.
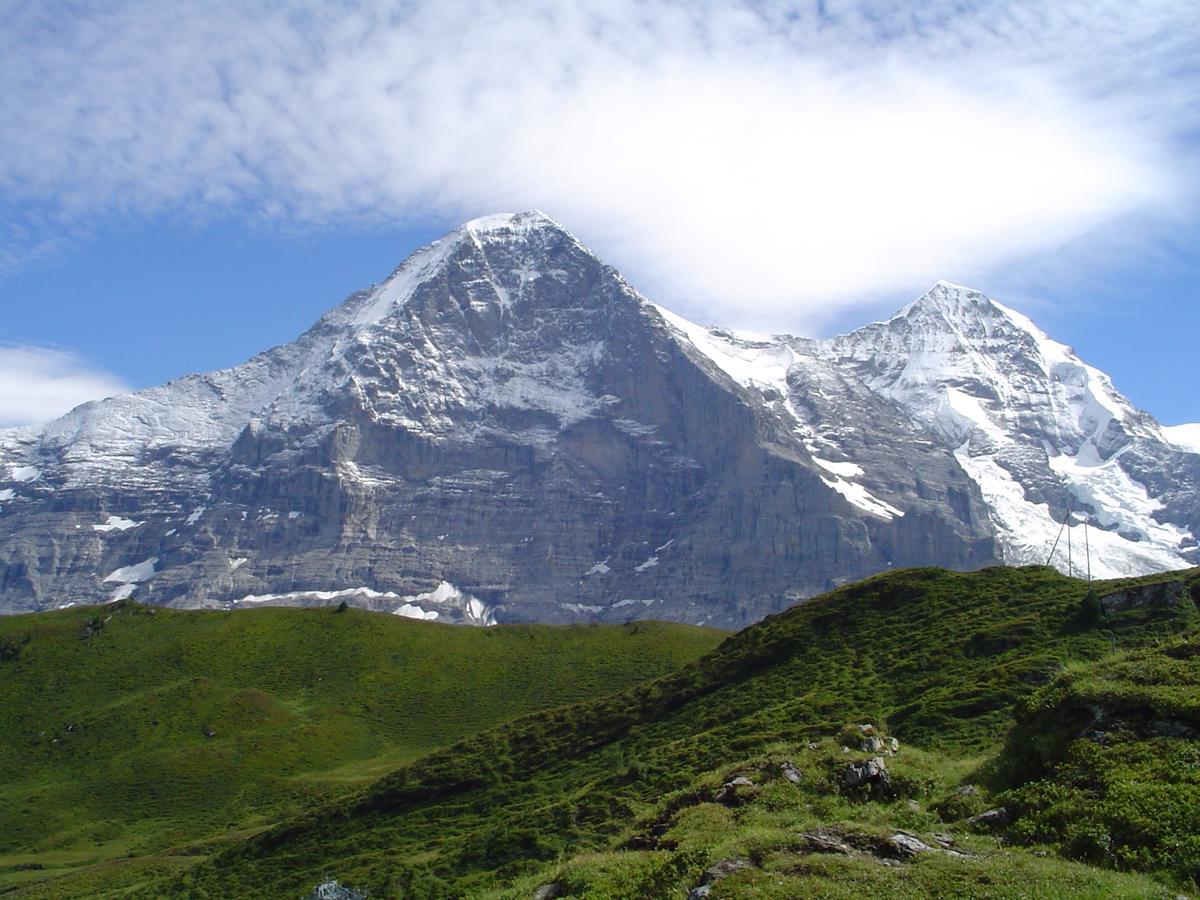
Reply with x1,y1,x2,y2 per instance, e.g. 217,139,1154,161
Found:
1,212,1195,625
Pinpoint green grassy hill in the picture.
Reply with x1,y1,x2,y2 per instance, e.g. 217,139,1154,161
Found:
999,635,1200,882
149,565,1200,898
0,601,723,895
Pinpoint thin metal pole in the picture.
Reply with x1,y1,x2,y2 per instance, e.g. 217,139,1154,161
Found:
1085,519,1091,582
1046,513,1065,564
1067,505,1073,578
1046,511,1068,568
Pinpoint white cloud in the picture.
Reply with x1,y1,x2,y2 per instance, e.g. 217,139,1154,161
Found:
0,1,1196,331
0,346,130,428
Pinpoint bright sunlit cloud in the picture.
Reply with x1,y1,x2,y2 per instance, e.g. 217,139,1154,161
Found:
0,346,130,427
0,0,1195,332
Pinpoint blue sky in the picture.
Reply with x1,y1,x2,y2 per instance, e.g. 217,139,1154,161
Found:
1,1,1198,426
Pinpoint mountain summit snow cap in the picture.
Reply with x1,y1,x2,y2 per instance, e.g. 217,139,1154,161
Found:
894,280,1005,325
461,209,566,237
345,211,577,327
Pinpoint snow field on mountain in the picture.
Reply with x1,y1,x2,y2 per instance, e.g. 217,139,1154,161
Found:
955,442,1191,577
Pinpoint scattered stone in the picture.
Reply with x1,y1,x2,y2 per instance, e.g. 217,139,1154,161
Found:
859,723,878,737
807,742,819,751
305,879,368,900
885,832,933,858
956,784,978,797
906,799,921,813
889,737,900,753
860,735,885,752
714,776,756,805
941,846,975,859
687,858,753,898
202,725,217,738
799,830,854,855
969,807,1011,828
931,832,956,849
702,858,752,883
780,761,802,784
845,756,893,794
531,883,564,900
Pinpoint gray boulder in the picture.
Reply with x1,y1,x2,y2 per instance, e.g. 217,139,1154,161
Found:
885,832,933,858
1099,581,1187,615
845,756,892,793
969,807,1011,828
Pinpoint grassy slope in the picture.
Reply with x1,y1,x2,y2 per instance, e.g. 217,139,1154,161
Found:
493,635,1200,899
1000,635,1200,881
488,741,1180,900
160,565,1200,898
0,602,723,893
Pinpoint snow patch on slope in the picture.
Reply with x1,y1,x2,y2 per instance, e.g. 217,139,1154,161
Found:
584,559,611,576
103,556,158,599
234,586,398,605
656,303,905,520
1048,443,1190,547
354,232,465,325
397,581,496,626
93,515,142,533
812,457,864,478
956,443,1190,577
937,387,1005,444
393,603,440,621
103,557,157,584
820,476,904,520
1163,424,1200,455
653,304,795,393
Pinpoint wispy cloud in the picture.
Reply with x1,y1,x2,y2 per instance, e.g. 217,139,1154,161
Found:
1,1,1196,330
0,345,130,428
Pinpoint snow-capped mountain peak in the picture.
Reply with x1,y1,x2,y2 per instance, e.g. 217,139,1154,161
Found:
825,281,1198,579
463,209,564,236
895,279,998,323
830,281,1136,452
343,210,577,329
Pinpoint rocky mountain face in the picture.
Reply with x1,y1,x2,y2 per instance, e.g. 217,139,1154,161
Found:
821,283,1200,577
0,213,1194,627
